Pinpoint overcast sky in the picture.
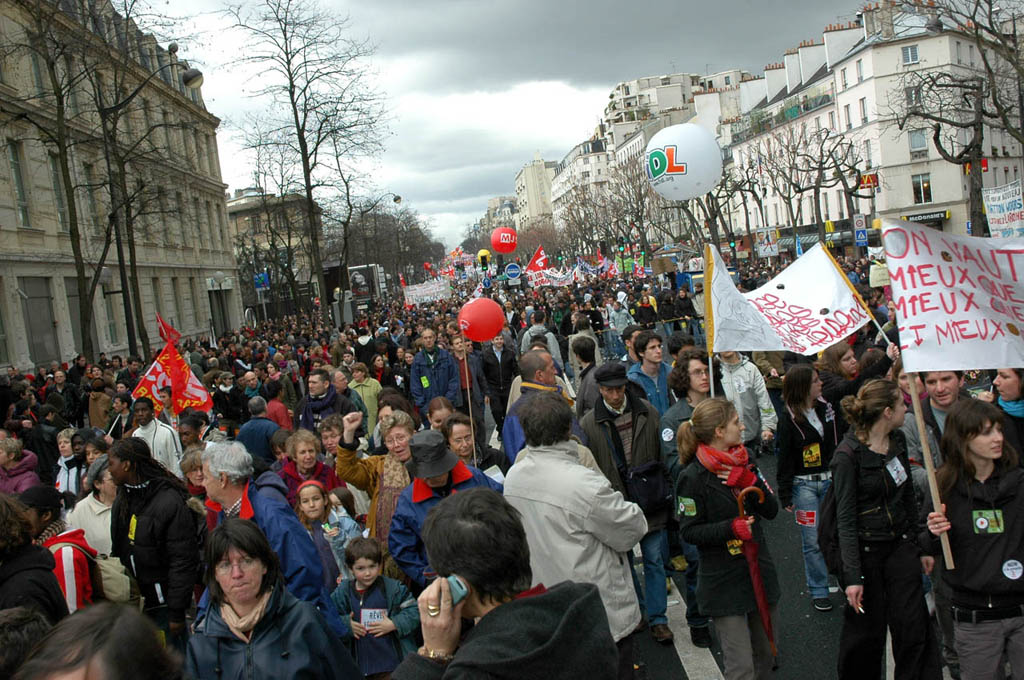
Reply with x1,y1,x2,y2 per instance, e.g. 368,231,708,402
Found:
175,0,858,248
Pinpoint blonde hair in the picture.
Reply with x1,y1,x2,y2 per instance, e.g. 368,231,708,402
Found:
0,437,24,461
286,429,322,460
57,428,76,444
180,444,205,475
676,398,737,466
379,410,416,440
840,379,902,442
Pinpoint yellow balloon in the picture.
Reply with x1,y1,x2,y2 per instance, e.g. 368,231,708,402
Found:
477,249,491,259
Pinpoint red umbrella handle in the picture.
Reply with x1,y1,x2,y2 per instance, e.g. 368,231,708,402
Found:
736,485,765,519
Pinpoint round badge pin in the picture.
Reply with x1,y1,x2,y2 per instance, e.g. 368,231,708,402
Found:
976,516,990,531
1003,559,1023,580
661,427,674,442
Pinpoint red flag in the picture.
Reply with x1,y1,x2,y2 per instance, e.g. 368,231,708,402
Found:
156,314,180,346
132,344,213,416
525,246,549,273
399,273,407,287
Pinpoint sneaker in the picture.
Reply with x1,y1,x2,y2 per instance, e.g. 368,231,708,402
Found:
813,597,834,612
690,626,713,648
650,623,674,644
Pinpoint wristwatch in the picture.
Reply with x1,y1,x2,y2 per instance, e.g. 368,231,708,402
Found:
418,646,455,665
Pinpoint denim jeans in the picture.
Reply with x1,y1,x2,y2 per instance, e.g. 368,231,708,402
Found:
606,334,627,362
680,538,709,628
688,318,705,347
792,477,831,599
630,528,669,625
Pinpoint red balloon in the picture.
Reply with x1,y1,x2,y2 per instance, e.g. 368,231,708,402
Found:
423,262,432,271
490,227,517,254
457,297,504,342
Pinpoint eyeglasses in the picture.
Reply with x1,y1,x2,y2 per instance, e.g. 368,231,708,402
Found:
450,435,473,446
385,433,410,446
688,368,710,377
215,556,260,574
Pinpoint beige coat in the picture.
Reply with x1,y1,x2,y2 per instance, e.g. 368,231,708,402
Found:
504,440,647,641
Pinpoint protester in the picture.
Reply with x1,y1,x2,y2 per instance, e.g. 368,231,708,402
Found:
717,351,777,458
410,328,460,413
108,437,199,650
481,333,518,433
0,437,39,494
504,391,647,680
833,379,941,679
441,412,507,473
0,607,51,679
676,398,779,680
235,396,281,464
777,364,843,612
66,455,116,556
391,488,619,680
130,397,183,477
924,399,1024,680
0,494,68,624
331,536,421,678
294,479,357,590
982,368,1024,457
277,429,342,505
186,519,359,679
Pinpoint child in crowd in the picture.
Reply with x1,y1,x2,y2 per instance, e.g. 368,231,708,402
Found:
319,414,345,468
328,487,364,578
294,480,361,589
330,537,419,680
269,429,290,473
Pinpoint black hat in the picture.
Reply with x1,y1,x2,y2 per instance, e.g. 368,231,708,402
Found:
409,430,458,479
594,362,628,387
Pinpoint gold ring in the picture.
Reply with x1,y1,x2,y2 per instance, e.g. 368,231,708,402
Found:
426,604,440,617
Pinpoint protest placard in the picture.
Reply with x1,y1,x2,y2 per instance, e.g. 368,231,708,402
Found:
705,244,871,355
982,180,1024,238
403,279,452,306
882,219,1024,371
755,229,779,257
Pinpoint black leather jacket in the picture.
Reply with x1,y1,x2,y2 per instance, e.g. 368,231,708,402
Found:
831,430,921,586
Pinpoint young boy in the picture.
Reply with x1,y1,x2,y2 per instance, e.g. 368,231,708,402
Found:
331,537,420,679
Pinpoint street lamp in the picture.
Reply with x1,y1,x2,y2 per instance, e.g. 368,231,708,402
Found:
96,43,204,356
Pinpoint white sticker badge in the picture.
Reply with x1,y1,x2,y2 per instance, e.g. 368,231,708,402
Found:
885,456,908,487
662,427,674,442
1003,560,1023,580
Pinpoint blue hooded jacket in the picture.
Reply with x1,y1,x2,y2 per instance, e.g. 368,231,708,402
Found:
409,347,460,410
627,361,674,416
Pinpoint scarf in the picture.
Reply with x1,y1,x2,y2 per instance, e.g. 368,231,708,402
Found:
373,452,410,544
298,385,339,431
245,384,260,399
35,519,67,546
221,589,272,643
522,381,574,407
1000,396,1024,419
695,442,750,475
218,384,233,393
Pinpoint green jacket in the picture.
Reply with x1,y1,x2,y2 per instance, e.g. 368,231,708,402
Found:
331,575,420,661
580,392,668,531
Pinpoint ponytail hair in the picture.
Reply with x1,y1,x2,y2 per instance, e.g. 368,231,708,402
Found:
677,398,737,465
840,379,901,442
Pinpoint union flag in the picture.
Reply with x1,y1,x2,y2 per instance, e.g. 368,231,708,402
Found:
132,343,213,415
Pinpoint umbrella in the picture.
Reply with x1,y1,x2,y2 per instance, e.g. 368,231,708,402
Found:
736,485,777,657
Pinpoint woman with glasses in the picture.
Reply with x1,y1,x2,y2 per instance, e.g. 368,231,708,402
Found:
777,364,844,613
186,518,358,679
335,410,414,582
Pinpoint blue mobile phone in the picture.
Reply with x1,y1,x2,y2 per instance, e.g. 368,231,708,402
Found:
447,575,468,606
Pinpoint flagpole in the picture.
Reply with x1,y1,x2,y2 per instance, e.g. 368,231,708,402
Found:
703,244,716,398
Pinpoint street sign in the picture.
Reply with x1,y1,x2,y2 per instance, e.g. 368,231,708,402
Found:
253,272,270,290
482,277,492,289
966,219,972,235
855,228,868,246
504,263,521,279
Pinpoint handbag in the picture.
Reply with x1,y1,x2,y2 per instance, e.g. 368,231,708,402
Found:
625,461,672,514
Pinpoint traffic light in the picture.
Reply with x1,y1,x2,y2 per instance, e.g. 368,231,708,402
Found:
618,236,625,252
479,253,490,270
729,238,737,249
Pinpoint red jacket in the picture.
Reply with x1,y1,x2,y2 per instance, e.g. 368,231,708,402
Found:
43,528,96,613
278,459,343,506
266,398,292,431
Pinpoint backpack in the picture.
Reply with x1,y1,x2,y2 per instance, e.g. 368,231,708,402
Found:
48,541,139,604
817,442,858,580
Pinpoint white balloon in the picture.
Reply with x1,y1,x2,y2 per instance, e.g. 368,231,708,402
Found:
644,123,724,201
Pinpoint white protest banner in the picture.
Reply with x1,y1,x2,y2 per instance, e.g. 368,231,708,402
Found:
983,180,1024,239
403,279,452,306
882,219,1024,371
706,243,871,354
755,229,779,257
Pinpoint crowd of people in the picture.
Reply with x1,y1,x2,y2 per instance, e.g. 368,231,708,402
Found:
0,251,1019,680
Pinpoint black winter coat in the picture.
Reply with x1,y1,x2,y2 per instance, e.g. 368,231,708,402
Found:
776,397,844,508
186,583,358,680
920,466,1024,609
480,346,518,400
0,543,68,623
818,352,892,405
831,430,921,586
212,385,246,423
111,478,201,621
677,460,780,617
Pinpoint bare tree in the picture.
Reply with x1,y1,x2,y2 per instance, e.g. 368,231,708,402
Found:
228,0,384,311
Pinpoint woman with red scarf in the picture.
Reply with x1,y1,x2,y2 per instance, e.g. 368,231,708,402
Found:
676,398,779,680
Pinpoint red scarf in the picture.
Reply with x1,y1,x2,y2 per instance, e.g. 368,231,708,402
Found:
695,442,750,474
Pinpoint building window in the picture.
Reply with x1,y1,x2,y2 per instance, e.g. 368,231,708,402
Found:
30,54,46,95
104,288,119,344
912,173,932,204
172,278,184,327
956,41,963,64
902,44,919,65
969,44,975,66
151,277,163,317
905,86,923,107
162,110,173,156
0,305,8,365
841,68,848,89
844,104,852,130
48,154,68,231
82,162,100,232
859,97,869,124
205,200,215,247
189,277,200,324
864,140,873,167
829,111,836,129
815,116,821,130
724,75,731,85
175,191,185,242
856,59,864,82
909,129,928,152
7,140,31,228
192,196,202,241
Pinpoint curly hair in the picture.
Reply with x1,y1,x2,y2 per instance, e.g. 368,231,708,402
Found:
0,495,33,556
